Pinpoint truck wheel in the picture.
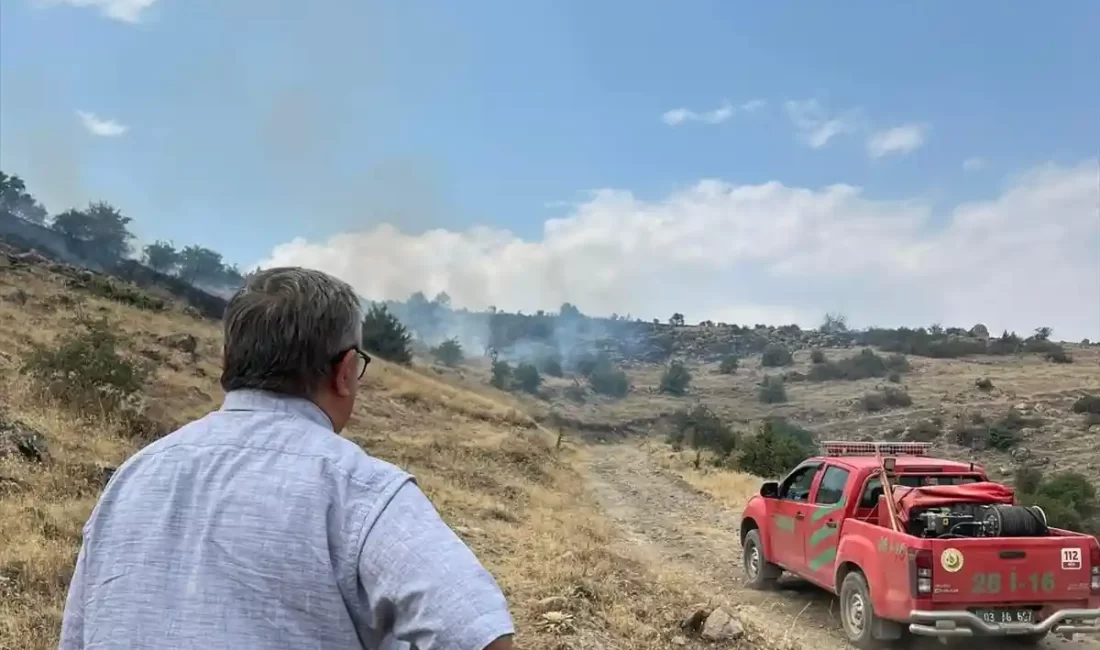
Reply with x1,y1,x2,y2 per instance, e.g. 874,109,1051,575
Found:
839,571,906,649
742,529,781,589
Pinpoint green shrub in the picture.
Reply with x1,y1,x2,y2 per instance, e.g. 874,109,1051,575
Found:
1045,347,1073,364
667,405,737,456
1015,469,1097,533
1071,394,1100,415
588,360,629,397
975,377,994,391
760,344,794,368
430,337,464,367
736,420,814,478
757,376,788,404
887,371,901,384
659,360,692,396
362,304,413,365
807,348,910,382
717,355,739,375
21,315,151,413
860,386,912,412
490,359,512,389
810,349,825,364
512,363,542,394
954,408,1043,451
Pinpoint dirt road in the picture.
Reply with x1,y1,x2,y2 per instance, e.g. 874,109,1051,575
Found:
584,441,1099,650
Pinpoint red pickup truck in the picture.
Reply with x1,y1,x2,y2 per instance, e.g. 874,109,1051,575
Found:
739,441,1100,648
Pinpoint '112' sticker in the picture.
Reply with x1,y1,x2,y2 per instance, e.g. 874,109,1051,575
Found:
1061,548,1082,571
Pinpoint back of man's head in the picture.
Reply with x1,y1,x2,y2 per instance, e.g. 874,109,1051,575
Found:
221,266,362,398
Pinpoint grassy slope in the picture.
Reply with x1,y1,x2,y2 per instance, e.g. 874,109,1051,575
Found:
0,257,789,650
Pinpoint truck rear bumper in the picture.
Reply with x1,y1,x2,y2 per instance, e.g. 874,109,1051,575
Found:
908,608,1100,637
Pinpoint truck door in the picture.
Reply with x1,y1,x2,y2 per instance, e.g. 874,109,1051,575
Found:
806,464,852,585
771,462,822,573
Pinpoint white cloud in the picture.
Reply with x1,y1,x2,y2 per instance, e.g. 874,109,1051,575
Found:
661,101,736,126
76,110,128,137
33,0,158,23
784,99,862,148
258,160,1100,341
963,157,987,172
739,99,766,113
867,124,928,158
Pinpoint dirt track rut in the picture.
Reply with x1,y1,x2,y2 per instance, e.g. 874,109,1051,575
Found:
583,441,1098,650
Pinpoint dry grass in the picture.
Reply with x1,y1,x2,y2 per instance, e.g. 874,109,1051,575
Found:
649,445,764,514
0,257,788,650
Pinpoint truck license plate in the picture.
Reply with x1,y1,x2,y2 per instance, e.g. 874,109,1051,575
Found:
974,609,1034,625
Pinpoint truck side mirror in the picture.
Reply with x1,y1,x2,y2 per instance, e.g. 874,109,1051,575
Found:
760,481,779,498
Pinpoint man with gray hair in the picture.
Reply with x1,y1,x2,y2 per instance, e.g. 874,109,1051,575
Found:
59,267,516,650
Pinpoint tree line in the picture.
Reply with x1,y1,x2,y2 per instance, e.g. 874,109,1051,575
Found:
0,169,244,288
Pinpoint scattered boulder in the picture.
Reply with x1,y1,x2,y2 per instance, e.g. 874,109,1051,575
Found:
0,416,50,463
701,607,744,642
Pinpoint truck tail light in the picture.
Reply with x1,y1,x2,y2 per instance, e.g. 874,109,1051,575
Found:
1090,545,1100,594
910,549,933,597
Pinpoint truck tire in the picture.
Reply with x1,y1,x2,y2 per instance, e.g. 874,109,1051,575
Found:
839,571,908,649
742,529,782,589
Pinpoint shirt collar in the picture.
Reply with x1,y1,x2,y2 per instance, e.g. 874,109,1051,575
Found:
220,389,334,430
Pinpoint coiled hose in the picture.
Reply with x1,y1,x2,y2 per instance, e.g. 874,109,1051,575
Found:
982,504,1049,537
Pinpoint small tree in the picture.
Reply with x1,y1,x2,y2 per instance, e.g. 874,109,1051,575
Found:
490,359,512,389
659,360,692,396
361,304,413,365
430,337,464,367
668,405,737,456
757,376,788,404
669,312,686,326
177,245,226,284
588,360,629,397
737,420,814,478
143,240,180,273
820,312,848,334
0,170,48,224
513,363,542,394
51,201,134,263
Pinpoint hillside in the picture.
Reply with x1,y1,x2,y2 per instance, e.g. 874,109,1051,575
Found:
0,244,807,649
443,329,1100,532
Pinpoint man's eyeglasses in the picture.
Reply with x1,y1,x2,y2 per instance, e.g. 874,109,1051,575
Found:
331,346,371,379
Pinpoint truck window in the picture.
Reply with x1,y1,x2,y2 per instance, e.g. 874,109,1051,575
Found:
814,466,850,506
858,474,982,508
779,464,820,502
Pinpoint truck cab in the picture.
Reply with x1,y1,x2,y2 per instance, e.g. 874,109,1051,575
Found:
739,441,1100,648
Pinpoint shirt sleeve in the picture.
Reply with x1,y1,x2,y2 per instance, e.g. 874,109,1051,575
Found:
356,480,515,650
58,534,89,650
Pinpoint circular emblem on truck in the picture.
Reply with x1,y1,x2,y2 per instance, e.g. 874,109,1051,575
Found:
941,548,964,573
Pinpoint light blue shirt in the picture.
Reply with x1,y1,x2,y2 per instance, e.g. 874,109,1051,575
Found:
58,389,515,650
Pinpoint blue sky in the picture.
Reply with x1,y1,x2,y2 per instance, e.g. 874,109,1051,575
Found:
2,0,1099,337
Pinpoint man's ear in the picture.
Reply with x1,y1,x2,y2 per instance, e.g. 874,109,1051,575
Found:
333,350,357,397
